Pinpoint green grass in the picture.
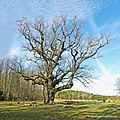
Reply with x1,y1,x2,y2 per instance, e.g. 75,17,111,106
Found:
0,101,120,120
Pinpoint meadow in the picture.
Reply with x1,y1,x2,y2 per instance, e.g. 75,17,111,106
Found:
0,100,120,120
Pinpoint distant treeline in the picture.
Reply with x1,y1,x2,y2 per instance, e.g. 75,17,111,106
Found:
0,57,43,101
55,90,120,101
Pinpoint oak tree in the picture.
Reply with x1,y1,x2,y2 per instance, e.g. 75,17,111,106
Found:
17,16,110,104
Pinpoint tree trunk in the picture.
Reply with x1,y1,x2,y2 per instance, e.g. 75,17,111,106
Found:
50,90,56,104
43,80,56,104
43,80,73,104
43,82,49,104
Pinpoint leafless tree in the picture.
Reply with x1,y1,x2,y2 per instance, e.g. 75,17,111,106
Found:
115,77,120,95
17,16,110,104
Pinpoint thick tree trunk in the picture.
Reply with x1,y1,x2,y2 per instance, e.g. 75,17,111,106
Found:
43,88,55,104
43,81,49,104
43,77,74,104
43,80,56,104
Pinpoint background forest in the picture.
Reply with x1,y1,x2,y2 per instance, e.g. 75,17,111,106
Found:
0,57,43,101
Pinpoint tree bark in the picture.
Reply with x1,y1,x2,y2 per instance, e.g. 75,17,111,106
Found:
43,79,73,104
43,81,49,104
43,79,55,104
49,89,56,104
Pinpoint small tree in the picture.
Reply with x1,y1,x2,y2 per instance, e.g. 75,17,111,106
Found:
16,16,110,104
115,77,120,95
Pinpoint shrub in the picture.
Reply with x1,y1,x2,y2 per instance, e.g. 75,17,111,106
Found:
0,91,4,101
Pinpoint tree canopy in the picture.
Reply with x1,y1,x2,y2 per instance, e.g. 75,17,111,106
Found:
16,16,110,104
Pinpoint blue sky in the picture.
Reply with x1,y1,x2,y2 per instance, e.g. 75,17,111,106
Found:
0,0,120,95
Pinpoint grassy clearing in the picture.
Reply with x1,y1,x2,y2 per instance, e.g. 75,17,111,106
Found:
0,101,120,120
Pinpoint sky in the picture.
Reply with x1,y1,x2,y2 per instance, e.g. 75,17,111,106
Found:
0,0,120,96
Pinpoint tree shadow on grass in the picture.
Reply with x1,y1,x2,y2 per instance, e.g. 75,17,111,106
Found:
0,103,120,120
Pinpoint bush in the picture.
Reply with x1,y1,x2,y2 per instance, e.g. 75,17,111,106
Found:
0,91,4,101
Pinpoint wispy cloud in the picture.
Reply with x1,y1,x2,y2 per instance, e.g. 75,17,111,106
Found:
89,14,120,39
99,19,120,40
83,59,119,95
28,0,99,19
109,60,120,73
86,14,120,95
27,0,120,19
89,16,99,33
89,75,118,95
102,46,120,55
6,43,20,58
96,59,110,76
0,0,100,58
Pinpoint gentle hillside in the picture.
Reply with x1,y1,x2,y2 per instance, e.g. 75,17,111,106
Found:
55,90,120,102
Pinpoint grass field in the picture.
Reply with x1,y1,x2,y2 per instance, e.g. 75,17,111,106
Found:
0,100,120,120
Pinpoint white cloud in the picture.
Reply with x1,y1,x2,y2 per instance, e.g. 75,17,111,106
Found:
89,15,120,40
99,20,120,33
96,59,110,76
91,55,120,95
1,0,119,58
28,0,102,20
109,60,120,72
72,74,119,96
78,16,120,95
72,58,120,95
89,75,118,95
89,16,99,33
7,45,20,58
